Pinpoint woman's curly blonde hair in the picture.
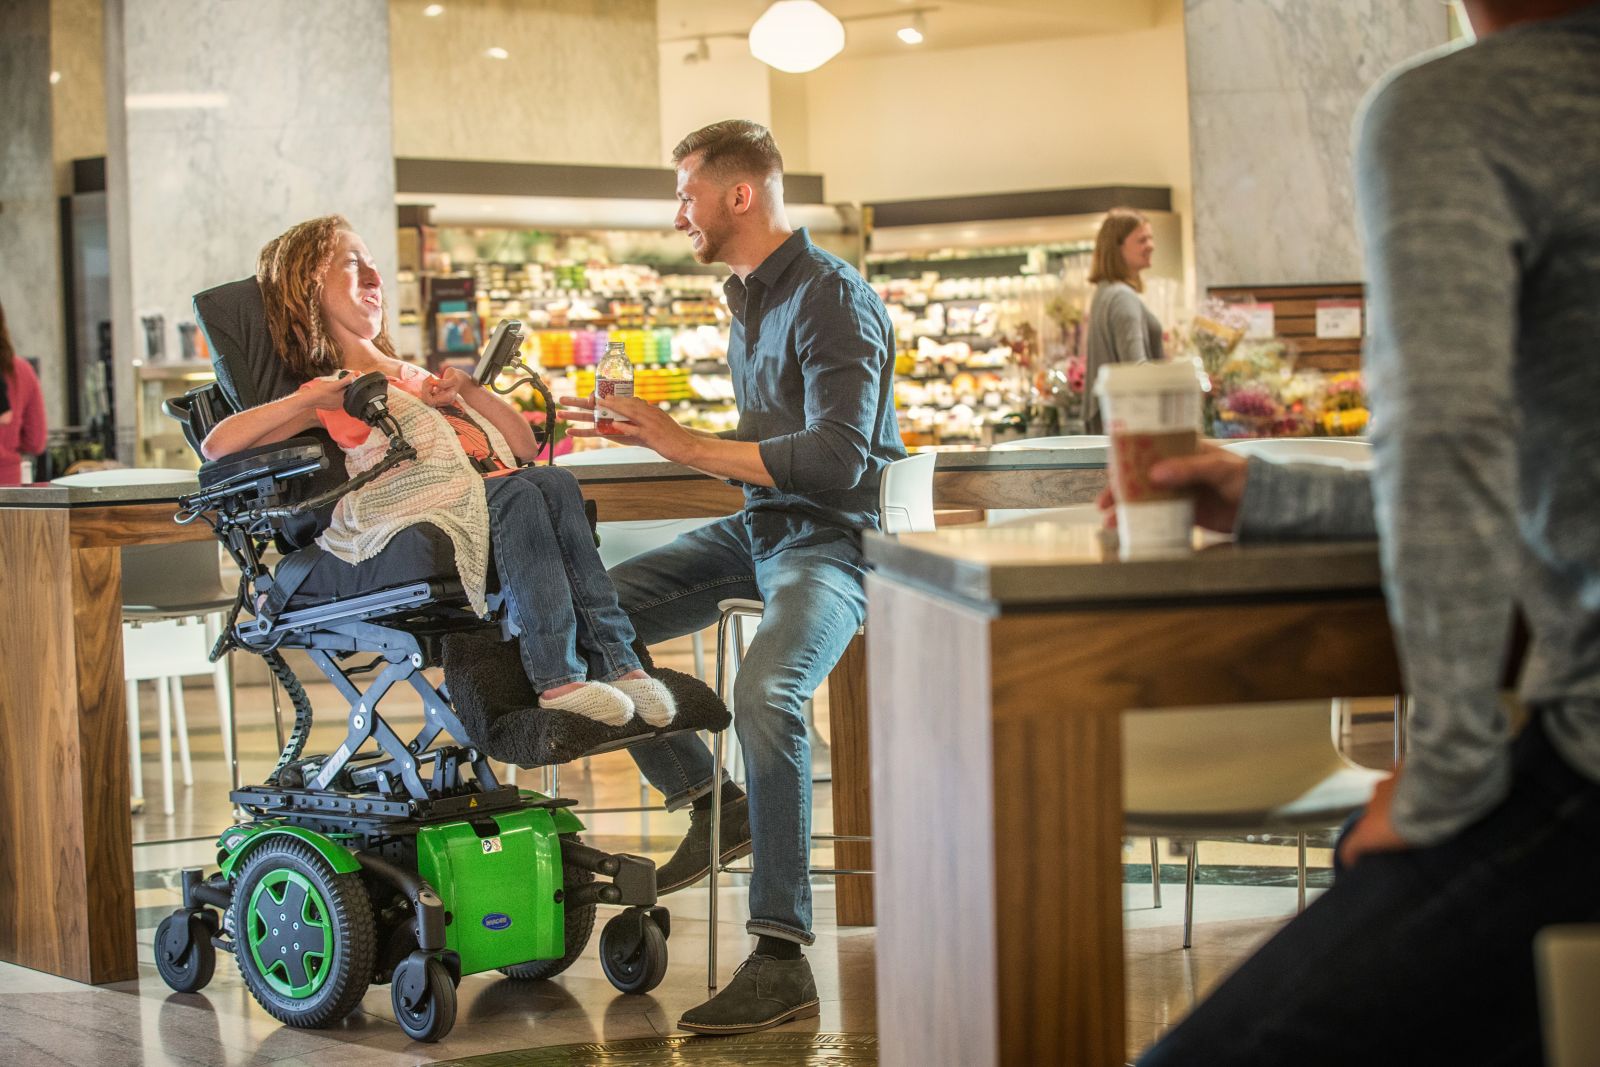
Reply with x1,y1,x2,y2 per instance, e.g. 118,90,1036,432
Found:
256,215,397,378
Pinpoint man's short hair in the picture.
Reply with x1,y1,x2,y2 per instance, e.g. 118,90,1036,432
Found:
672,120,784,183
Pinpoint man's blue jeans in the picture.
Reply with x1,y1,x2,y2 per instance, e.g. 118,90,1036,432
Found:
1138,711,1600,1067
484,466,641,692
605,515,868,945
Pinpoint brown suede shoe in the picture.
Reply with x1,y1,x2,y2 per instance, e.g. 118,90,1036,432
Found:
678,953,820,1035
655,794,752,895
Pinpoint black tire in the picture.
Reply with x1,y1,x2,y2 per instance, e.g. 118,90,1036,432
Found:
392,956,457,1042
600,911,668,995
154,912,217,993
229,837,375,1029
500,833,596,982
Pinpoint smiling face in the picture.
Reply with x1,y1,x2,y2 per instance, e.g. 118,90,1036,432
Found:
1120,223,1156,274
317,230,385,347
673,151,738,266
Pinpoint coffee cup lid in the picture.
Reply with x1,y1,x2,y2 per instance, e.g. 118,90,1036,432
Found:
1094,357,1209,397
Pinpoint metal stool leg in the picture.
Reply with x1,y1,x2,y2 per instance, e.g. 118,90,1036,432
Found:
1149,837,1162,908
1394,694,1408,766
707,608,734,990
1183,841,1199,949
1296,832,1308,912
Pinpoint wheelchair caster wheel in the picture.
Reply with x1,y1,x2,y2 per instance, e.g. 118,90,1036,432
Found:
600,908,668,995
154,911,217,993
391,953,457,1042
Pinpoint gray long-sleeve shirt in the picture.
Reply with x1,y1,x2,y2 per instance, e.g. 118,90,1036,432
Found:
1234,6,1600,845
1083,281,1163,433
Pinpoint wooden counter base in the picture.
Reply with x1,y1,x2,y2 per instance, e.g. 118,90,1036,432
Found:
867,573,1401,1067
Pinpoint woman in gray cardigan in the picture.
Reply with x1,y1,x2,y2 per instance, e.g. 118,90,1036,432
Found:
1082,208,1163,433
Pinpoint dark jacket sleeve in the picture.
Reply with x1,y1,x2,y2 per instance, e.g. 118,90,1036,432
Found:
757,274,891,494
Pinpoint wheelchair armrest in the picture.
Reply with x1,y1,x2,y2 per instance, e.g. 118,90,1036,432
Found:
164,381,236,460
187,437,329,510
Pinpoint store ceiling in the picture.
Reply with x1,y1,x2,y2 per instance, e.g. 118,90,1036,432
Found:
658,0,1167,58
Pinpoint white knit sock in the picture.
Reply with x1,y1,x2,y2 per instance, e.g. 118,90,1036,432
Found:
539,682,634,727
612,676,678,728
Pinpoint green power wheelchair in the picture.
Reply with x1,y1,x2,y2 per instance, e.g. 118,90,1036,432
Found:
149,279,721,1041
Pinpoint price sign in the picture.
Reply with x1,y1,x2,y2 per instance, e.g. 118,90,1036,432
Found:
1316,299,1363,339
1240,303,1275,340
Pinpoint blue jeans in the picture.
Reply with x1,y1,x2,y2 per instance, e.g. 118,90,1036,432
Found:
606,515,868,945
484,466,640,692
1138,711,1600,1067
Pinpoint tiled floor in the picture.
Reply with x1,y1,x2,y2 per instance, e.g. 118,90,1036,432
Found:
0,635,1397,1066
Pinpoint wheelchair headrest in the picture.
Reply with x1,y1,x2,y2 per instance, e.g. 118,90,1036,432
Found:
192,277,308,412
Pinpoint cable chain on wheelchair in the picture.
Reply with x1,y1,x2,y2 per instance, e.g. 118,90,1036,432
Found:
263,651,315,786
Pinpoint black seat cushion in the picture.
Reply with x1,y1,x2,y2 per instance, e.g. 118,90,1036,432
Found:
286,523,461,608
442,630,730,767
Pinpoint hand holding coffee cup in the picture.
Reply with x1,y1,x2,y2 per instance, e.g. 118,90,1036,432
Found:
1096,359,1208,558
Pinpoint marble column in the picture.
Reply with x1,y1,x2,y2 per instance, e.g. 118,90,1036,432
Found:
103,0,398,459
0,0,68,431
1185,0,1450,291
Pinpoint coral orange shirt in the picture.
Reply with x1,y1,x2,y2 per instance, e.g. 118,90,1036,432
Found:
300,365,512,476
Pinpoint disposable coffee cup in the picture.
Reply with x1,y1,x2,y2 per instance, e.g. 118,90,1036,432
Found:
1095,359,1206,559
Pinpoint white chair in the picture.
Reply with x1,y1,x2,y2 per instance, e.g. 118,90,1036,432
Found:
54,470,237,816
1123,703,1388,946
1222,436,1371,466
705,451,937,985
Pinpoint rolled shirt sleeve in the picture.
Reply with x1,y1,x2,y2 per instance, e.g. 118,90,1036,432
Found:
757,274,890,495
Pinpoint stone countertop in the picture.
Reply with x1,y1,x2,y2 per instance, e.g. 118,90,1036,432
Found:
0,444,1109,508
0,479,202,508
865,513,1383,608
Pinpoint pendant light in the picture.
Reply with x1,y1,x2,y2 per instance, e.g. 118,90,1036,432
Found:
748,1,846,74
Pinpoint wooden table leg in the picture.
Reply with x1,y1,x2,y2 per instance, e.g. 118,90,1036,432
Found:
827,632,873,927
869,579,1129,1066
0,511,137,984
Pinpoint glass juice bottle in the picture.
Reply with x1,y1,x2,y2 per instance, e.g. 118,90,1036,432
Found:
595,341,633,435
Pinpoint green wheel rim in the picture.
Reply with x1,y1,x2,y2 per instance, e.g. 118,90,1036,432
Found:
245,869,333,999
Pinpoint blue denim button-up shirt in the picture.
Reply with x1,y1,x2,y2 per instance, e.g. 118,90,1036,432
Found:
722,228,906,560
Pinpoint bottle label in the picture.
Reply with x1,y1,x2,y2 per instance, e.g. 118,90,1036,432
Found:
596,377,633,433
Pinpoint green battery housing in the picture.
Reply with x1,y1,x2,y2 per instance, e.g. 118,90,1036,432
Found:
415,806,565,975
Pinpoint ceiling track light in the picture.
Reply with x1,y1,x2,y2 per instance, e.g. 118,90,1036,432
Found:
683,36,711,65
897,11,926,45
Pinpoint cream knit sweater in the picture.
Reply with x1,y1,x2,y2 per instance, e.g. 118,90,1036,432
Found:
316,384,516,616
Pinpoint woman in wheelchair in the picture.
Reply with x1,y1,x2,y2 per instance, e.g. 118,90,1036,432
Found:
201,215,673,729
